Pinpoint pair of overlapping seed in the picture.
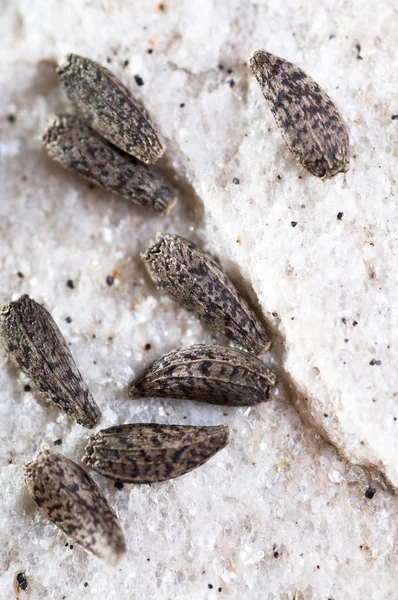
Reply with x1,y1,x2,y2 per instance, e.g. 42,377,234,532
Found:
42,54,177,214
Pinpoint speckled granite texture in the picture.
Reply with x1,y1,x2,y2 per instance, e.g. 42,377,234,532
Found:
1,1,397,599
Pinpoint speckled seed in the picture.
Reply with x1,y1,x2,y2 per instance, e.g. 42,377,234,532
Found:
141,234,270,355
129,344,276,406
24,448,126,565
42,115,177,214
0,295,101,428
249,49,350,178
57,53,164,163
83,423,229,484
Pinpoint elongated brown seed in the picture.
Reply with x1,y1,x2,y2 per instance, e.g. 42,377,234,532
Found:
24,448,126,565
0,295,101,428
83,423,229,484
57,53,164,163
129,344,276,406
141,233,270,355
249,49,350,178
42,114,177,214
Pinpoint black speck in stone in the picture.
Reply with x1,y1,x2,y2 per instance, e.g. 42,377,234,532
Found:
218,64,224,70
272,312,278,317
218,588,222,593
365,485,376,499
324,413,328,417
329,34,335,40
291,221,298,228
337,212,343,220
17,271,24,278
208,584,213,589
84,582,89,588
277,175,282,180
107,57,112,63
344,338,349,343
227,79,235,87
353,320,358,326
355,43,363,60
144,343,152,350
7,114,16,123
227,69,233,74
372,397,377,402
134,74,144,86
233,177,240,185
342,317,347,324
24,384,31,392
66,316,72,323
17,573,28,591
273,551,279,558
106,275,114,286
66,279,75,289
114,481,124,490
69,545,74,549
54,439,62,446
391,115,398,120
147,557,150,561
147,49,153,54
369,358,382,366
124,60,129,67
180,103,185,107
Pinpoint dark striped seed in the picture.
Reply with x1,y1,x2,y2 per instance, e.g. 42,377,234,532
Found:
129,344,277,406
0,295,101,428
141,233,270,355
57,53,164,164
250,49,350,179
42,114,177,214
24,448,126,565
83,423,229,484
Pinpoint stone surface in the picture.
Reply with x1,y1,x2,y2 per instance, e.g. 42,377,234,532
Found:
0,1,397,599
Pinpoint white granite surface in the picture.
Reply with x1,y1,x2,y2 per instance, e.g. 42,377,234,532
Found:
0,1,397,598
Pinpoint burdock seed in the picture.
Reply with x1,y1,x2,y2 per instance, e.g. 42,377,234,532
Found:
129,344,277,406
57,53,164,163
83,423,229,484
249,49,350,178
141,233,270,355
43,114,177,214
0,295,101,428
24,448,126,565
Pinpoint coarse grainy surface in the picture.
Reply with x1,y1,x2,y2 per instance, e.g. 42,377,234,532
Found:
130,344,277,405
24,447,126,565
43,114,177,214
1,1,398,599
249,49,350,178
142,234,270,354
0,295,101,428
58,54,165,164
83,423,229,483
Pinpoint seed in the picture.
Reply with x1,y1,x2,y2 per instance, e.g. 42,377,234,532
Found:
249,49,350,179
57,53,164,164
141,233,270,355
129,344,276,405
24,447,126,565
42,114,177,215
0,295,101,428
83,423,229,484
